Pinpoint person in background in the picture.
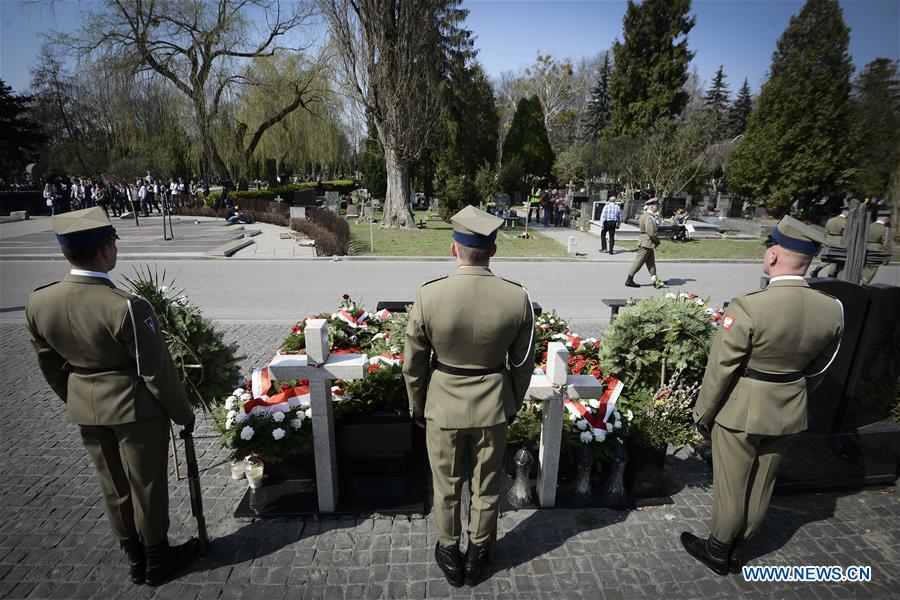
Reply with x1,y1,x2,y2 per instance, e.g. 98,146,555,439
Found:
599,196,622,254
137,179,149,217
44,183,59,216
94,183,109,218
861,209,892,284
226,205,252,225
672,208,688,242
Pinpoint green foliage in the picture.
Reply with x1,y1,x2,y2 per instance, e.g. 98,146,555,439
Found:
0,80,45,177
442,62,500,177
598,294,716,396
727,0,853,212
607,0,695,137
362,117,387,199
729,78,753,137
341,363,408,416
703,65,731,140
497,154,526,197
501,96,555,184
581,53,613,140
533,310,570,366
848,58,900,198
507,403,544,447
123,266,243,412
621,369,702,450
434,154,479,221
474,162,501,202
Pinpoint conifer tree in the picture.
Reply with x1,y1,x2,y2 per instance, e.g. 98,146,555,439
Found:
582,53,613,140
501,96,555,183
848,58,900,198
729,79,753,137
607,0,695,136
703,65,731,139
727,0,852,211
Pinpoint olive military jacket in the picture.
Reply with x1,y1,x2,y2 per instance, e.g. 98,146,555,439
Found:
402,266,535,429
26,274,194,426
823,215,846,247
637,212,659,249
694,278,843,436
867,221,890,252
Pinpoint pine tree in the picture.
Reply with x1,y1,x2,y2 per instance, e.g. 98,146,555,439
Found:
729,79,753,137
0,80,45,177
607,0,695,137
727,0,853,212
582,53,613,139
501,96,555,181
848,58,900,198
703,65,731,139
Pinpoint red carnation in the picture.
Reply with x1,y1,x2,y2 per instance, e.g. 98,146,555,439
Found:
342,293,350,300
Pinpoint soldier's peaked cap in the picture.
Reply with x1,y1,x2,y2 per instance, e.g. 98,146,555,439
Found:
878,208,891,217
451,205,503,248
765,215,823,255
644,197,660,206
52,206,119,248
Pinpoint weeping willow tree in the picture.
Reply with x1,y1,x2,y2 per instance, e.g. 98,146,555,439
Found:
219,53,342,179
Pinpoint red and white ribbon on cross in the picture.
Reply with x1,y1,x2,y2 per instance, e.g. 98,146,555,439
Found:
251,367,272,400
563,376,624,432
375,308,392,322
336,310,368,328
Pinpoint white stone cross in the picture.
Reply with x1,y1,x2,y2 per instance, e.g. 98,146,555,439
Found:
266,319,368,512
524,341,603,508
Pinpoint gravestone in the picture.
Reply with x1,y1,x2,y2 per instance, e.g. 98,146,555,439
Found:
324,191,340,215
623,198,637,220
716,195,742,218
289,206,307,220
592,201,605,222
265,159,277,188
293,188,317,207
346,203,360,218
491,194,511,212
661,197,686,218
839,200,868,284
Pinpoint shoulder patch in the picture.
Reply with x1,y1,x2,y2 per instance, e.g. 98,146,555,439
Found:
32,281,59,292
421,275,448,287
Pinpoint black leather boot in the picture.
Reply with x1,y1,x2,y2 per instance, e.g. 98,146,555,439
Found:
729,538,743,574
434,542,463,587
120,538,146,585
680,532,731,576
145,538,199,586
625,276,640,288
463,541,492,586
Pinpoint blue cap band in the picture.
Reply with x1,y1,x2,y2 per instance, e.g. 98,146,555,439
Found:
56,225,117,248
452,230,497,248
770,227,820,255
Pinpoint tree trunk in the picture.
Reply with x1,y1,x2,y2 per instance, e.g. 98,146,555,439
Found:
193,96,228,179
381,146,416,229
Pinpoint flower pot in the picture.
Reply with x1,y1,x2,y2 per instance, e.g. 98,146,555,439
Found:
624,434,667,498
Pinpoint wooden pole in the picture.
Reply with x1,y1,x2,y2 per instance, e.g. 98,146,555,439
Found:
169,424,182,481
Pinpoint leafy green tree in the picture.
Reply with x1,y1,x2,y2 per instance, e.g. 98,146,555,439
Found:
728,0,853,212
703,65,731,139
501,96,554,188
0,80,45,178
848,58,900,198
607,0,695,136
582,53,613,140
361,118,387,200
729,78,753,137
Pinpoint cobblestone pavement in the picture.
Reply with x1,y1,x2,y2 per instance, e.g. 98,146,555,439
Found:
1,323,898,600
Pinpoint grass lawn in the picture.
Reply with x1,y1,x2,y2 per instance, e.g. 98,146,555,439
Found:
615,239,767,260
348,211,568,257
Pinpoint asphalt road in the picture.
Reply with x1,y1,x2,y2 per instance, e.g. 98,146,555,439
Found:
3,258,897,326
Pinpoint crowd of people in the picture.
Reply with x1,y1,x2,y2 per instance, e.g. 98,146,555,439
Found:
42,176,211,218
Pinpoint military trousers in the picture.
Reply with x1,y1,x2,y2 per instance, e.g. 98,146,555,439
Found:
426,422,507,548
79,414,171,546
628,246,656,278
710,424,795,543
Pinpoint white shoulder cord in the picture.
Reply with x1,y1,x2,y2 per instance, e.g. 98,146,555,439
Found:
126,299,142,376
509,286,535,368
806,298,843,378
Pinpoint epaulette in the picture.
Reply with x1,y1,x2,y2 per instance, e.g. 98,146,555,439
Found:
421,275,447,287
500,277,525,288
32,281,59,292
109,288,141,301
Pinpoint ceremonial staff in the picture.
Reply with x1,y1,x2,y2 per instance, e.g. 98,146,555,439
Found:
179,427,210,555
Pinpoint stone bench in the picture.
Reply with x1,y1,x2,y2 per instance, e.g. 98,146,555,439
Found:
602,299,630,324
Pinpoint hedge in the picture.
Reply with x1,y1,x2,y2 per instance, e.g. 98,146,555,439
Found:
206,180,357,206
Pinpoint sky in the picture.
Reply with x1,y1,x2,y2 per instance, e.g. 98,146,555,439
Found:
1,0,898,96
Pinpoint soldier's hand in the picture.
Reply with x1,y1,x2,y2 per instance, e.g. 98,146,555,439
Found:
507,415,516,426
413,416,426,430
182,414,196,435
694,422,711,440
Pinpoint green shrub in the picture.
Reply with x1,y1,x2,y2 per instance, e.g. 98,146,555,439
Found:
290,207,350,255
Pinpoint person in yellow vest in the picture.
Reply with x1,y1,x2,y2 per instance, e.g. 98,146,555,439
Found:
528,179,543,224
861,209,892,284
403,205,535,587
626,197,663,288
681,216,843,576
25,207,200,586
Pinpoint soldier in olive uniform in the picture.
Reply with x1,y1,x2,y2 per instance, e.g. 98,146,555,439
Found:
26,207,199,586
681,216,843,576
813,204,848,278
403,205,535,587
625,197,662,288
861,209,892,284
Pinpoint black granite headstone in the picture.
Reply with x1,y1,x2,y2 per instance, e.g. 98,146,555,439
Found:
806,278,872,432
293,189,317,206
661,197,686,218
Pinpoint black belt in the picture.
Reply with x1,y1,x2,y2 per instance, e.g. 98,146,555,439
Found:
742,368,804,383
434,361,505,376
70,364,136,375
